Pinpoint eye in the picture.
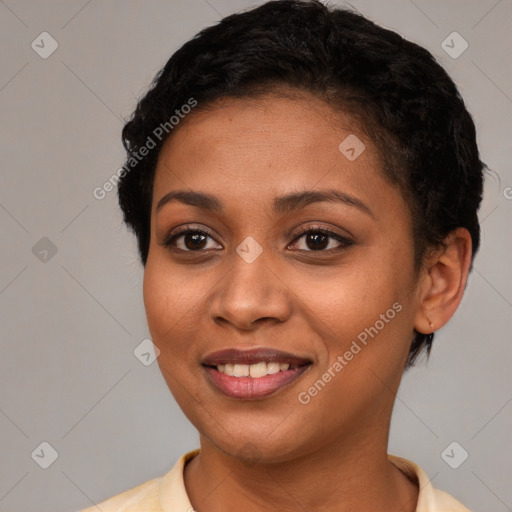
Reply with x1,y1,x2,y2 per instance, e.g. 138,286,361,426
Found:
289,225,353,252
160,224,353,254
160,225,222,252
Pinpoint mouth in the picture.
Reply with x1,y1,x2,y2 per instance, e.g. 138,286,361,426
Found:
202,348,312,400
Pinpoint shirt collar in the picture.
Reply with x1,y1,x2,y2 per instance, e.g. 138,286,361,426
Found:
159,450,467,512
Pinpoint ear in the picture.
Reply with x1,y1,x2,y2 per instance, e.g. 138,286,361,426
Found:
414,228,473,334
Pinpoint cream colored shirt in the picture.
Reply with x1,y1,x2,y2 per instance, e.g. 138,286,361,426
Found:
80,450,471,511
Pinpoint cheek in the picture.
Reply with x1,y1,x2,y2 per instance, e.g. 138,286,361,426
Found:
142,258,205,416
299,252,416,386
143,254,201,335
298,259,406,337
297,282,413,431
142,257,192,354
142,254,224,380
143,261,170,336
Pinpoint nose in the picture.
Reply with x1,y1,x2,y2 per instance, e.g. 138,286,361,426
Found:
208,248,292,331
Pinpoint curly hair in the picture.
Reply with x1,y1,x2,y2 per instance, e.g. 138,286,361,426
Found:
117,0,485,366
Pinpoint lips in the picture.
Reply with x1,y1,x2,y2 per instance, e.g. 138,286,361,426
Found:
202,348,312,400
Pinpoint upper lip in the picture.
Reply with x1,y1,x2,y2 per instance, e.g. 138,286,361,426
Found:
202,348,312,367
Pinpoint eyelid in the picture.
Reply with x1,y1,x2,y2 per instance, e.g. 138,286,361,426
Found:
159,223,219,248
161,222,354,254
290,223,353,242
288,223,354,251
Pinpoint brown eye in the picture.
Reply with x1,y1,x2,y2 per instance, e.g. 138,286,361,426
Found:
304,232,329,251
161,226,222,252
181,232,208,250
290,227,353,253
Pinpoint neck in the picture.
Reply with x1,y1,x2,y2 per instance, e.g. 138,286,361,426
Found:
184,421,418,512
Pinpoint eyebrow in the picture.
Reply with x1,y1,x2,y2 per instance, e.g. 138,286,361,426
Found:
156,188,374,218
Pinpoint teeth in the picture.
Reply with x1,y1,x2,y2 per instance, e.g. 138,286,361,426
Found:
249,362,267,378
233,363,249,377
267,362,280,374
216,361,294,378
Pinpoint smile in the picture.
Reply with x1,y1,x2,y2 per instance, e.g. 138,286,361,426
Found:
202,348,312,400
217,361,294,377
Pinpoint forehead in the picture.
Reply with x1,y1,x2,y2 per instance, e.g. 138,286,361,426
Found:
165,91,365,149
151,92,406,223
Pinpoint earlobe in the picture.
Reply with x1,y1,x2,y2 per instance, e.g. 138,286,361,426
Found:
414,228,473,334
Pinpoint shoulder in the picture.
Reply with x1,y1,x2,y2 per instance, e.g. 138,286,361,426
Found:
79,476,162,512
388,454,472,512
79,449,199,512
430,487,473,511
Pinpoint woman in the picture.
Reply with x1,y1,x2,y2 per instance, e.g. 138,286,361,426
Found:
82,1,484,510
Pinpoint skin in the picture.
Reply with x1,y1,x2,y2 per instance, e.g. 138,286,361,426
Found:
143,89,472,512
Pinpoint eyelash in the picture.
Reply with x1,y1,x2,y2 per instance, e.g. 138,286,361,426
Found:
161,224,353,254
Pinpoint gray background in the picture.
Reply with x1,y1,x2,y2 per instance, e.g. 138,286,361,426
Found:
0,0,510,511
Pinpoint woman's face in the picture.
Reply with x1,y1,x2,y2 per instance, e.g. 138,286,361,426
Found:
144,91,423,462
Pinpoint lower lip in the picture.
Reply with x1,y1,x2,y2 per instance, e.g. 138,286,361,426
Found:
203,365,310,400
